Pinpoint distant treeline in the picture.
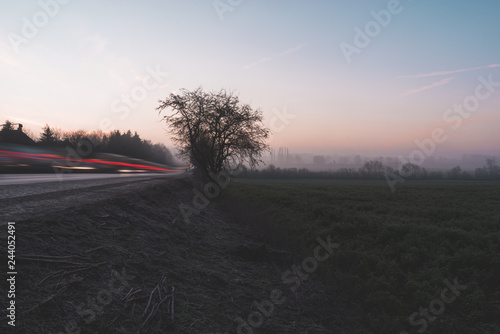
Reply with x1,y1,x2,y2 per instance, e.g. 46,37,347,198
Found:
239,159,500,180
1,120,175,165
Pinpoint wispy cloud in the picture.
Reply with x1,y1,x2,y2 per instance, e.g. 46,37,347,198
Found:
275,43,308,57
398,64,500,78
396,77,454,98
244,43,307,70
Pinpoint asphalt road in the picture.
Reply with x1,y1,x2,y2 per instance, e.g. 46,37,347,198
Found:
0,172,184,186
0,172,186,221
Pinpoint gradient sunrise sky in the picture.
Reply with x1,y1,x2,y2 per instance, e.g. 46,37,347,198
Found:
1,0,499,157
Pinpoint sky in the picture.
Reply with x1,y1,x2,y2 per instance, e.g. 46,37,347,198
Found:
1,0,499,159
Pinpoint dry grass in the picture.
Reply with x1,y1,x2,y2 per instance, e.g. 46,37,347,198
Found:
5,177,346,334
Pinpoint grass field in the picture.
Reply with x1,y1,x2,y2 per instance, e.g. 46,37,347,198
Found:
226,179,500,334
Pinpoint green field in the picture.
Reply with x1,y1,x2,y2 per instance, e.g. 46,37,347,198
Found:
226,179,500,334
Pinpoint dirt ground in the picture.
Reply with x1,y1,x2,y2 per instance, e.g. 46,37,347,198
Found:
1,177,350,334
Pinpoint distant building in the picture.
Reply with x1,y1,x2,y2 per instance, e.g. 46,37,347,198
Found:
0,124,35,145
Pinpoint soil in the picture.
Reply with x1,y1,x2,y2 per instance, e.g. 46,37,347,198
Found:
1,177,347,334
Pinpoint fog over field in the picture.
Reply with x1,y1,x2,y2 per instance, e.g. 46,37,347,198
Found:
265,152,500,171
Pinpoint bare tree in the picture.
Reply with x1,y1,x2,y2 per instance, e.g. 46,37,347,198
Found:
447,166,463,179
62,129,87,147
401,162,423,179
23,128,38,142
157,87,270,178
485,158,500,179
360,160,385,178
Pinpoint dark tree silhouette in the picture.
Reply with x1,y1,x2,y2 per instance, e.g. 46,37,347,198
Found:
486,158,500,178
401,162,424,179
39,124,58,144
1,120,14,132
0,120,35,145
62,129,94,149
157,87,270,178
476,158,500,179
447,166,463,179
360,160,385,178
102,130,174,165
